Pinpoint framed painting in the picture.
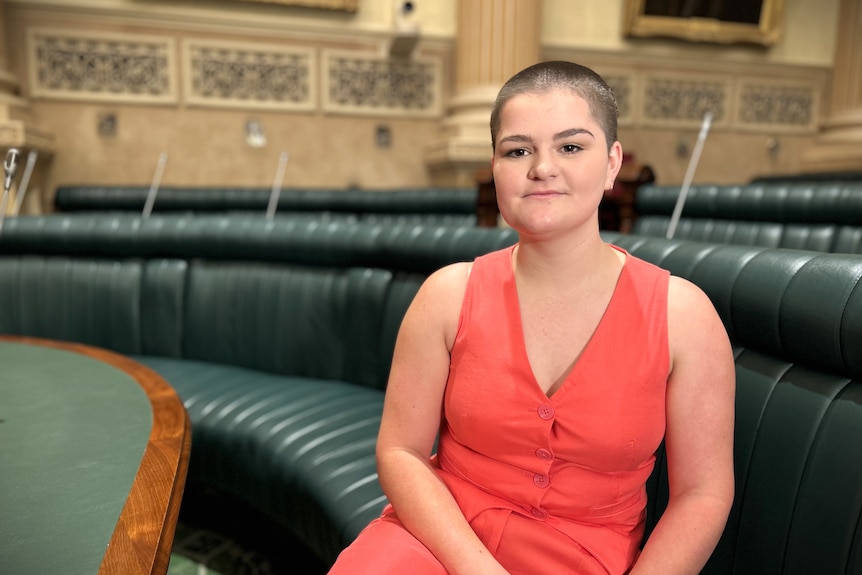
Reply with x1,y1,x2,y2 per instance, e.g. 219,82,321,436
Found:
623,0,784,46
238,0,358,11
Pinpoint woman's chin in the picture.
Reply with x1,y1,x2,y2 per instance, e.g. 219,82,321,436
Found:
509,217,566,238
503,210,598,240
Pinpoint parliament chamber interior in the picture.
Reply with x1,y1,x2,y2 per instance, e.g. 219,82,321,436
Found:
0,1,860,574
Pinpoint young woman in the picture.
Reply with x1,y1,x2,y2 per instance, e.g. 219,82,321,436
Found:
327,60,735,575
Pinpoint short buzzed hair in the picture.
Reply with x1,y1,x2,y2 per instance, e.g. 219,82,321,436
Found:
490,61,619,152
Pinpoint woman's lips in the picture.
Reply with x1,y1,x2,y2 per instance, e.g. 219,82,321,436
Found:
525,190,563,198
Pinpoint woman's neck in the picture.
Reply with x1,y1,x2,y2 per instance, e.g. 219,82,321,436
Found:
513,231,618,287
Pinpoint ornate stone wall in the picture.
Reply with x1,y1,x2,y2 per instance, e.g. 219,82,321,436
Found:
1,0,844,200
596,67,820,134
7,7,449,198
545,46,828,184
27,28,443,116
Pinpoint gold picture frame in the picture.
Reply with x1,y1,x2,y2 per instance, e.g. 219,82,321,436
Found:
238,0,358,11
623,0,784,46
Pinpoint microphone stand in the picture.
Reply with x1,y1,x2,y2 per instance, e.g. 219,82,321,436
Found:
266,150,289,220
12,150,38,216
142,152,168,220
666,111,712,240
0,148,20,235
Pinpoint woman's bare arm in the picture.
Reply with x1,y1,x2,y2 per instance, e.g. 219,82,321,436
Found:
630,276,736,575
376,262,510,575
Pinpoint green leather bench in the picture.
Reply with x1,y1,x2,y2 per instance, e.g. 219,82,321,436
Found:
53,186,480,226
632,183,862,254
0,214,860,574
750,171,862,184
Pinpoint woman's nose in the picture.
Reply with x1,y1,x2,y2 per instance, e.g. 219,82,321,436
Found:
528,151,558,180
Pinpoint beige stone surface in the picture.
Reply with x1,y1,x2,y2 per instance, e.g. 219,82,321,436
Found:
0,0,855,214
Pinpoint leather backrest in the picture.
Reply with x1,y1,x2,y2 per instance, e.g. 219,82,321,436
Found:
53,186,479,216
608,235,862,379
633,184,862,253
0,256,185,356
182,261,392,388
0,215,519,389
835,226,862,254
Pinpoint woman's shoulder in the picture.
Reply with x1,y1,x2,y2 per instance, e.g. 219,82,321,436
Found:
413,261,473,313
424,245,513,291
667,274,713,313
666,274,731,366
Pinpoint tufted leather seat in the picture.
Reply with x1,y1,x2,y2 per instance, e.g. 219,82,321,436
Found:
52,186,480,226
633,184,862,253
0,215,859,572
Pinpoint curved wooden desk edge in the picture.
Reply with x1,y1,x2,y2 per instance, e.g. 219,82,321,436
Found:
0,336,191,575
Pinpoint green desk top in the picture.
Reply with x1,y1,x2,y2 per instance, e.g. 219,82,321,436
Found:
0,341,153,574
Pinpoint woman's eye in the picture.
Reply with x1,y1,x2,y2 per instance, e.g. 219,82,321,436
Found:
504,148,529,158
561,144,582,153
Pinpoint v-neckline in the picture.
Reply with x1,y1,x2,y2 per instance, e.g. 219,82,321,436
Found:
508,245,629,401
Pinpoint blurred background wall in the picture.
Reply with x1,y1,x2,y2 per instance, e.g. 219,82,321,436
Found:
0,0,853,211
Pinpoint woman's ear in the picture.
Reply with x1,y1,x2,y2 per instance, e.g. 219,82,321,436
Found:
605,141,624,191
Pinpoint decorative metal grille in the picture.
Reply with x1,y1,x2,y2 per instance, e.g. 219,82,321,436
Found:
185,42,314,109
738,84,814,128
29,30,175,102
324,53,440,116
644,77,727,124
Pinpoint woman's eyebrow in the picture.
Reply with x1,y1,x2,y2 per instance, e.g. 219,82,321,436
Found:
498,128,595,146
497,134,532,146
554,128,595,140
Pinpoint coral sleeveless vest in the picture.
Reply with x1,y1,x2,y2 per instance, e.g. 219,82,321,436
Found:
436,244,670,574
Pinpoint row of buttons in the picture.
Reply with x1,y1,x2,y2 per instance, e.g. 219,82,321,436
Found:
531,403,555,519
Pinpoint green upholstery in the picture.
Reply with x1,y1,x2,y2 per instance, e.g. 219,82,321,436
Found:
53,186,480,226
750,171,862,184
0,214,860,572
633,184,862,253
182,262,393,389
134,357,386,561
0,258,138,354
0,257,186,357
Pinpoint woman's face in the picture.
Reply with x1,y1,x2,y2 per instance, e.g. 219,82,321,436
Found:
491,88,622,239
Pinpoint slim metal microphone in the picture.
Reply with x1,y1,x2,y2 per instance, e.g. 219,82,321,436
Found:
266,150,289,220
0,148,20,234
666,112,712,240
12,150,37,216
142,151,168,220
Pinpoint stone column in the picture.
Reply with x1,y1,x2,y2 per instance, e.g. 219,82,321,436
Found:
425,0,542,186
0,0,54,216
802,0,862,171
